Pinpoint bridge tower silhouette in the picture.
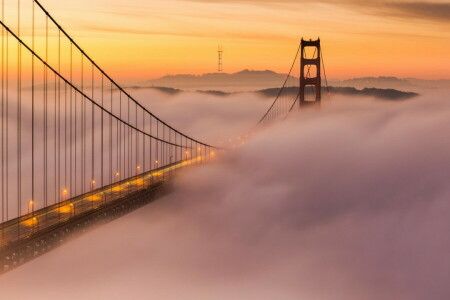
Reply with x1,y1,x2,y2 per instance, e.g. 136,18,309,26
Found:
257,37,329,125
299,38,321,106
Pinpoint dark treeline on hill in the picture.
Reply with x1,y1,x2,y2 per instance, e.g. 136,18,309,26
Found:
127,86,183,94
258,86,419,100
126,85,418,101
196,90,229,96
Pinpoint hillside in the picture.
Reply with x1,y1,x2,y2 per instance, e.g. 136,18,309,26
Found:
144,70,291,92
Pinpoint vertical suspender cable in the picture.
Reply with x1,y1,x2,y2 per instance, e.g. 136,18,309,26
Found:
81,55,84,194
69,43,73,198
91,64,94,208
57,26,61,219
101,75,104,203
119,92,122,195
135,104,138,175
17,0,22,235
1,0,4,229
44,16,48,210
116,93,119,181
5,27,8,222
109,82,112,188
31,0,35,219
142,109,145,183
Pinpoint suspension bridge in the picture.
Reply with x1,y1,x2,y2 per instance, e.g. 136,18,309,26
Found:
0,0,329,273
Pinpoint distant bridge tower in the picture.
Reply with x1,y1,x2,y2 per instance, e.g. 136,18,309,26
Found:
299,38,321,106
218,45,223,73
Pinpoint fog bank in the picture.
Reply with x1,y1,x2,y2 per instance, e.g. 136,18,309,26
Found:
0,94,449,300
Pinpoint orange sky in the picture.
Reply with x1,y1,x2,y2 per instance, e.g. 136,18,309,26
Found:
8,0,450,81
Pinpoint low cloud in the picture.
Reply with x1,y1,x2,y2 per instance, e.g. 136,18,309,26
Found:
1,92,449,299
185,0,450,23
387,1,450,22
82,25,291,41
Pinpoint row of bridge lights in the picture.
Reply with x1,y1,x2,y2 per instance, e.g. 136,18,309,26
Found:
24,149,213,216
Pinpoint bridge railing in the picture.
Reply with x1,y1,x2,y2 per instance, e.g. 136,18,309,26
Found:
0,156,210,249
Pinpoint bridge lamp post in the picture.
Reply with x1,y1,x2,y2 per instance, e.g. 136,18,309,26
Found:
90,180,96,209
154,160,159,181
196,147,200,163
28,200,34,215
61,189,68,222
185,151,189,164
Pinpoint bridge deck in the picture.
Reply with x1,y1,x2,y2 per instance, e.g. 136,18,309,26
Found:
0,158,200,251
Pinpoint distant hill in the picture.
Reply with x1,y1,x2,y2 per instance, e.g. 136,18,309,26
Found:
125,84,418,101
144,71,449,93
144,70,292,92
258,86,419,101
330,76,450,91
126,86,182,95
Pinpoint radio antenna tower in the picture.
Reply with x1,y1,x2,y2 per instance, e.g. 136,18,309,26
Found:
218,45,223,73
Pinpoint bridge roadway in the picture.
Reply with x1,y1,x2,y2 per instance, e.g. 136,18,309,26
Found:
0,157,201,251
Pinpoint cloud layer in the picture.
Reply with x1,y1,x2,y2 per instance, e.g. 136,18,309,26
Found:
186,0,450,23
0,93,449,299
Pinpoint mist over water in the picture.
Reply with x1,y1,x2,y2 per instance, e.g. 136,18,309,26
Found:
131,88,269,144
0,91,449,300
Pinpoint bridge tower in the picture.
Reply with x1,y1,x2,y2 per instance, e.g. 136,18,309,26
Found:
299,38,321,106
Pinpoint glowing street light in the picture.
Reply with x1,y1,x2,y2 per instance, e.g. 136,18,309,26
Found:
28,200,34,215
90,180,96,207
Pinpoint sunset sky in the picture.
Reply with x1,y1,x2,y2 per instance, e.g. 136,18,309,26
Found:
20,0,450,81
